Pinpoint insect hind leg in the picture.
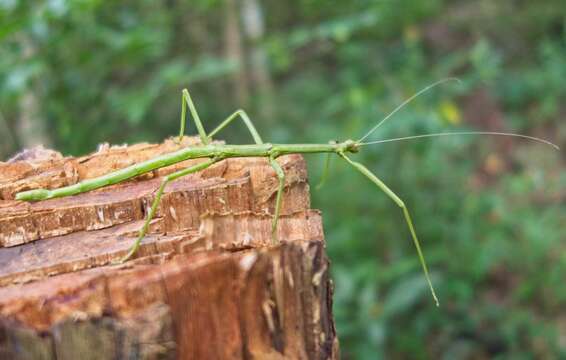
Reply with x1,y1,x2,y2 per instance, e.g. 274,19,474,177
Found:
120,157,219,262
179,89,210,145
178,88,264,145
268,157,286,244
208,109,264,145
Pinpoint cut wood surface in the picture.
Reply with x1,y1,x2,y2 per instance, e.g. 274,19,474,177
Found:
0,138,339,359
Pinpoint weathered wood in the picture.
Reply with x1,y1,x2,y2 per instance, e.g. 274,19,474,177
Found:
0,210,323,288
0,138,339,359
0,241,337,359
0,137,310,247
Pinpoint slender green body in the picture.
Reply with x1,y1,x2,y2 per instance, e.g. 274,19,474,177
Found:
15,143,349,201
24,82,551,306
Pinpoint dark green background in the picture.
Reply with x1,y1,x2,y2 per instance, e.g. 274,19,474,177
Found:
1,1,565,358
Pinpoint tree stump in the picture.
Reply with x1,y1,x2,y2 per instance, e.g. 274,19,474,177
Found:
0,138,339,359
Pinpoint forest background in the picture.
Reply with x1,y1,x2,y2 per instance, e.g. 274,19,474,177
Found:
0,1,565,358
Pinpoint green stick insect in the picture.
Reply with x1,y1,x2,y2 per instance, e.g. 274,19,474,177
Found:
14,79,559,306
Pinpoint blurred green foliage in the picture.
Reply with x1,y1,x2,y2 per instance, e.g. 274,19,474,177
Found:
1,0,565,358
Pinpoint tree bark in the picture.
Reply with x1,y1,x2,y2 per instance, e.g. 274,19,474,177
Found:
0,137,339,359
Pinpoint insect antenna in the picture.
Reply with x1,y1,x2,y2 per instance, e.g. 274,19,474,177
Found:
356,77,559,150
359,132,560,150
358,78,461,143
358,131,560,150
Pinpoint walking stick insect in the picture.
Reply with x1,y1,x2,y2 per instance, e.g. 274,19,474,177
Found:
14,79,558,306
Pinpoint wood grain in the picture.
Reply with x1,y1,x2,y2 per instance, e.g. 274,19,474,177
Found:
0,137,339,359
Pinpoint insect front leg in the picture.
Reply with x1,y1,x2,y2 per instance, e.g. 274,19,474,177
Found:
268,156,285,244
120,157,219,262
339,153,439,306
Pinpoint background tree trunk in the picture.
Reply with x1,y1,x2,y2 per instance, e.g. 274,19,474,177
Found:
241,0,275,121
16,36,52,150
224,0,250,106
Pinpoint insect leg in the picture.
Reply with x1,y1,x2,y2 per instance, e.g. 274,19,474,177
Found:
179,89,210,145
268,156,285,244
120,157,219,262
179,88,263,145
339,153,439,306
208,109,264,144
315,153,332,190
